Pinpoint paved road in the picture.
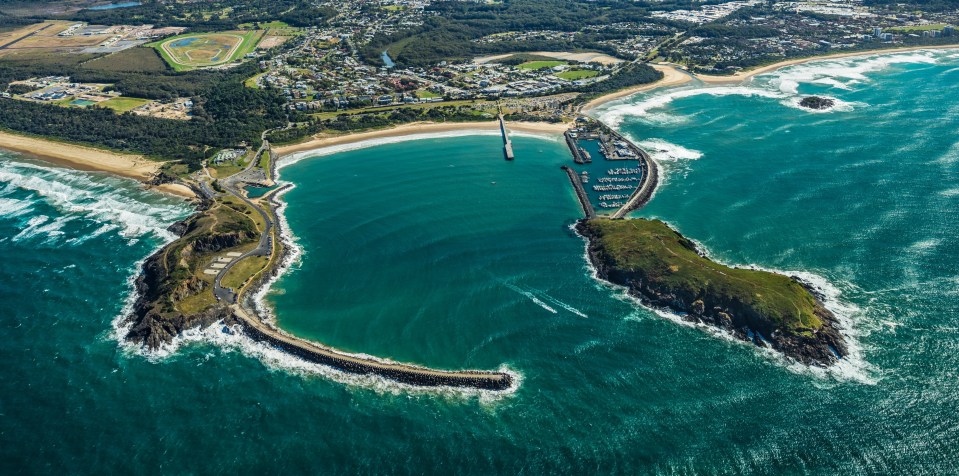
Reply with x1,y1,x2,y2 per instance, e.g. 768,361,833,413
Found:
0,23,55,50
212,141,275,303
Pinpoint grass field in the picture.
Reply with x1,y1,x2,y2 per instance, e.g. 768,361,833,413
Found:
221,256,270,290
100,97,152,113
517,60,566,70
150,30,264,71
556,69,599,80
244,72,266,88
415,89,443,99
887,23,949,32
580,218,825,333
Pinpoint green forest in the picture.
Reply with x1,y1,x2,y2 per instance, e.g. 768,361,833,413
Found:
362,0,692,66
0,0,334,29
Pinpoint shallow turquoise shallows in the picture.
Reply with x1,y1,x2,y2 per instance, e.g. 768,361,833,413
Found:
2,49,959,473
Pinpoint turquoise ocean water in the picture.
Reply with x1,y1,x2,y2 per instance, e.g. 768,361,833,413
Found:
2,49,959,473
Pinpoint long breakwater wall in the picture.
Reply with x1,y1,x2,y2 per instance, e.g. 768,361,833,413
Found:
562,165,596,219
611,129,659,219
235,306,513,390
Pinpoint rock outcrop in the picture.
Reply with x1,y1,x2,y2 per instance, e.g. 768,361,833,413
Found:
799,96,835,110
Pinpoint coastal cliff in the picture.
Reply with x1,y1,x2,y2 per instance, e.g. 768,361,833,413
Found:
576,218,847,366
124,207,242,349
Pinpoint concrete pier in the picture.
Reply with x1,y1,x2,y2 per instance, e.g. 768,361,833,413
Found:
562,165,596,219
499,114,514,160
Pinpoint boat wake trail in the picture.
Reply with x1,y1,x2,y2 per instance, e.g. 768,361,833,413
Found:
504,283,557,314
502,282,588,317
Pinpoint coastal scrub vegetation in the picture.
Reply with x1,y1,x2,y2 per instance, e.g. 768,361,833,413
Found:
580,218,825,333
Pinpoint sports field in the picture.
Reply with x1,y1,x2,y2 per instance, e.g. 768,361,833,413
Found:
517,60,566,70
152,30,263,71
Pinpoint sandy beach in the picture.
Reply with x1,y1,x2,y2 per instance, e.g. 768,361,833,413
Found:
0,130,159,180
696,44,959,84
273,120,569,157
580,64,693,113
0,130,199,199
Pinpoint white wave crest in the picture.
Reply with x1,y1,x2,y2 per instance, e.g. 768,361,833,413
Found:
781,95,861,114
573,222,876,384
636,138,703,162
761,51,942,90
599,86,787,126
0,158,188,243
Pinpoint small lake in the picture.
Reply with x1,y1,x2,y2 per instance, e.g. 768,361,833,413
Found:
381,51,395,68
88,2,142,10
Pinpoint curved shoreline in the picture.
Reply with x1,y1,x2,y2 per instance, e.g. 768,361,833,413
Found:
273,120,568,158
695,44,959,84
580,64,694,113
231,149,517,392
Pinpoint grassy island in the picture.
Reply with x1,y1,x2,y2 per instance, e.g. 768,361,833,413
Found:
576,218,847,365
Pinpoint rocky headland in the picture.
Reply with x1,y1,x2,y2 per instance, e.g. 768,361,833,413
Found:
576,218,848,366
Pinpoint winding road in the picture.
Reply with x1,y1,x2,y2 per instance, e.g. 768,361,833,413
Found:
212,140,275,303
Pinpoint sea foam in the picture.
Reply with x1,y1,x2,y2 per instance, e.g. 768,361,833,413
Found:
0,157,188,244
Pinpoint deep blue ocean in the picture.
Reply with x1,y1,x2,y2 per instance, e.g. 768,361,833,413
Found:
1,49,958,473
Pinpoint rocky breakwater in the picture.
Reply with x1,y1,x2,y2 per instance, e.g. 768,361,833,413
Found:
576,218,847,366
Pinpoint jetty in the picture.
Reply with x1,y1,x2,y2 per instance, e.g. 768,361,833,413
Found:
562,165,596,219
499,113,514,160
564,130,585,164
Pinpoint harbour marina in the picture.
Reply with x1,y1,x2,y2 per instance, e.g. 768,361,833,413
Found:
560,117,657,218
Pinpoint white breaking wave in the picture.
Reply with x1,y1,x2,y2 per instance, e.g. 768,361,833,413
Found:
572,222,876,384
598,50,957,129
185,323,521,403
0,197,34,219
0,158,188,244
599,86,787,126
760,51,943,91
106,169,521,401
635,138,703,162
780,95,861,114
